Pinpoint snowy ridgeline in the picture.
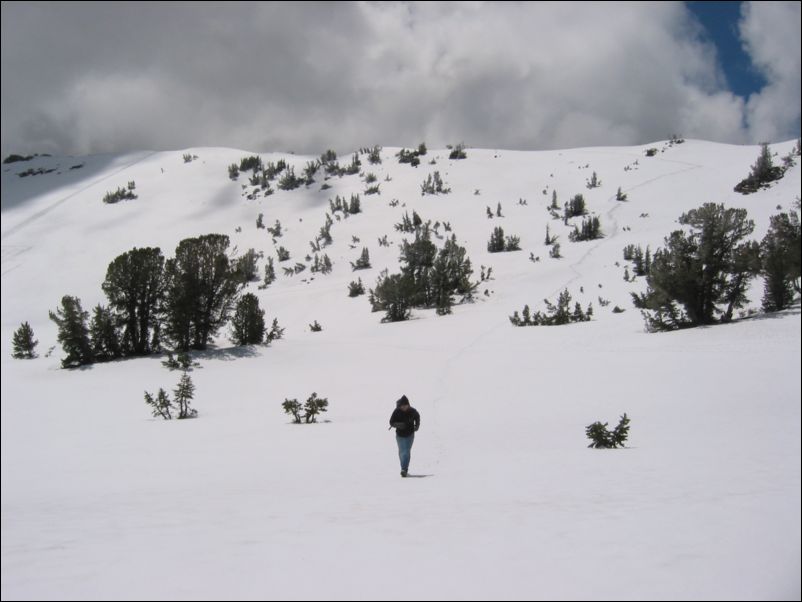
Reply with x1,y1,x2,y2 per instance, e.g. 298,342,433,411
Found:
1,140,800,600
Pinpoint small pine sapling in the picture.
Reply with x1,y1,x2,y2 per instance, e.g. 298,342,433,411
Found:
586,413,630,448
283,398,303,423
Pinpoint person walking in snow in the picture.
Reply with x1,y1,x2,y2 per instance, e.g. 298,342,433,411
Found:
389,395,420,477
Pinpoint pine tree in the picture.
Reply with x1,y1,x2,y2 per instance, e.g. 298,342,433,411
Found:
351,247,371,271
348,278,365,297
399,226,437,306
371,274,413,322
488,227,506,252
265,318,285,343
586,414,630,448
544,224,557,245
173,372,197,419
102,247,164,356
303,392,329,423
144,388,173,420
505,235,521,251
162,234,242,351
611,413,631,447
282,398,303,423
262,257,276,287
449,143,467,160
349,193,361,214
230,293,265,345
752,143,775,183
564,194,587,219
49,295,92,368
585,422,612,448
761,211,801,311
11,321,38,359
235,249,260,283
89,304,122,362
367,146,382,165
735,143,786,193
633,203,761,330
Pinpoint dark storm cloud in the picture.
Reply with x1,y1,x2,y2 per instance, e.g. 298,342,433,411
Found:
1,1,799,157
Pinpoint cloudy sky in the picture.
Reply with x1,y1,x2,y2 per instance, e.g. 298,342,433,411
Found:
1,1,799,157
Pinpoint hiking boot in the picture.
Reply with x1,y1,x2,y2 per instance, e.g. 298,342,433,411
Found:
400,469,408,477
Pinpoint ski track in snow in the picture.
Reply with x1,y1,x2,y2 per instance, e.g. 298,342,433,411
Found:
0,151,158,241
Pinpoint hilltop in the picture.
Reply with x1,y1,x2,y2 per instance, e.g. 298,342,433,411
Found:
2,139,800,600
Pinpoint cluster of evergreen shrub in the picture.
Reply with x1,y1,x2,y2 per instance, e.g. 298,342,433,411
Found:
563,194,587,221
586,414,630,448
509,289,593,326
350,248,371,271
329,194,362,218
395,210,423,233
228,155,297,194
348,278,365,297
420,171,450,195
396,143,427,167
734,143,789,194
266,219,282,238
282,393,329,423
363,145,382,164
309,254,333,274
486,203,505,218
370,220,476,320
622,244,651,276
487,226,520,252
448,143,467,160
568,216,603,242
144,372,197,420
103,182,137,204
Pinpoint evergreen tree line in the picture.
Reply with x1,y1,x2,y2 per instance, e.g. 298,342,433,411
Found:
370,221,476,321
228,155,310,190
45,234,280,368
633,202,800,331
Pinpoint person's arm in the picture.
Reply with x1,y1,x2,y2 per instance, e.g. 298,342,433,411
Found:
413,409,421,431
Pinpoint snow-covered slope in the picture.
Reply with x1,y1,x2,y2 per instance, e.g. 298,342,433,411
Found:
2,140,800,600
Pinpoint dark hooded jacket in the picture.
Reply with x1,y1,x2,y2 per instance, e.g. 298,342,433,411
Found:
389,406,420,438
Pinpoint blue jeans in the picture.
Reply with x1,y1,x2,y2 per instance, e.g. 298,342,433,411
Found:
396,434,415,471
